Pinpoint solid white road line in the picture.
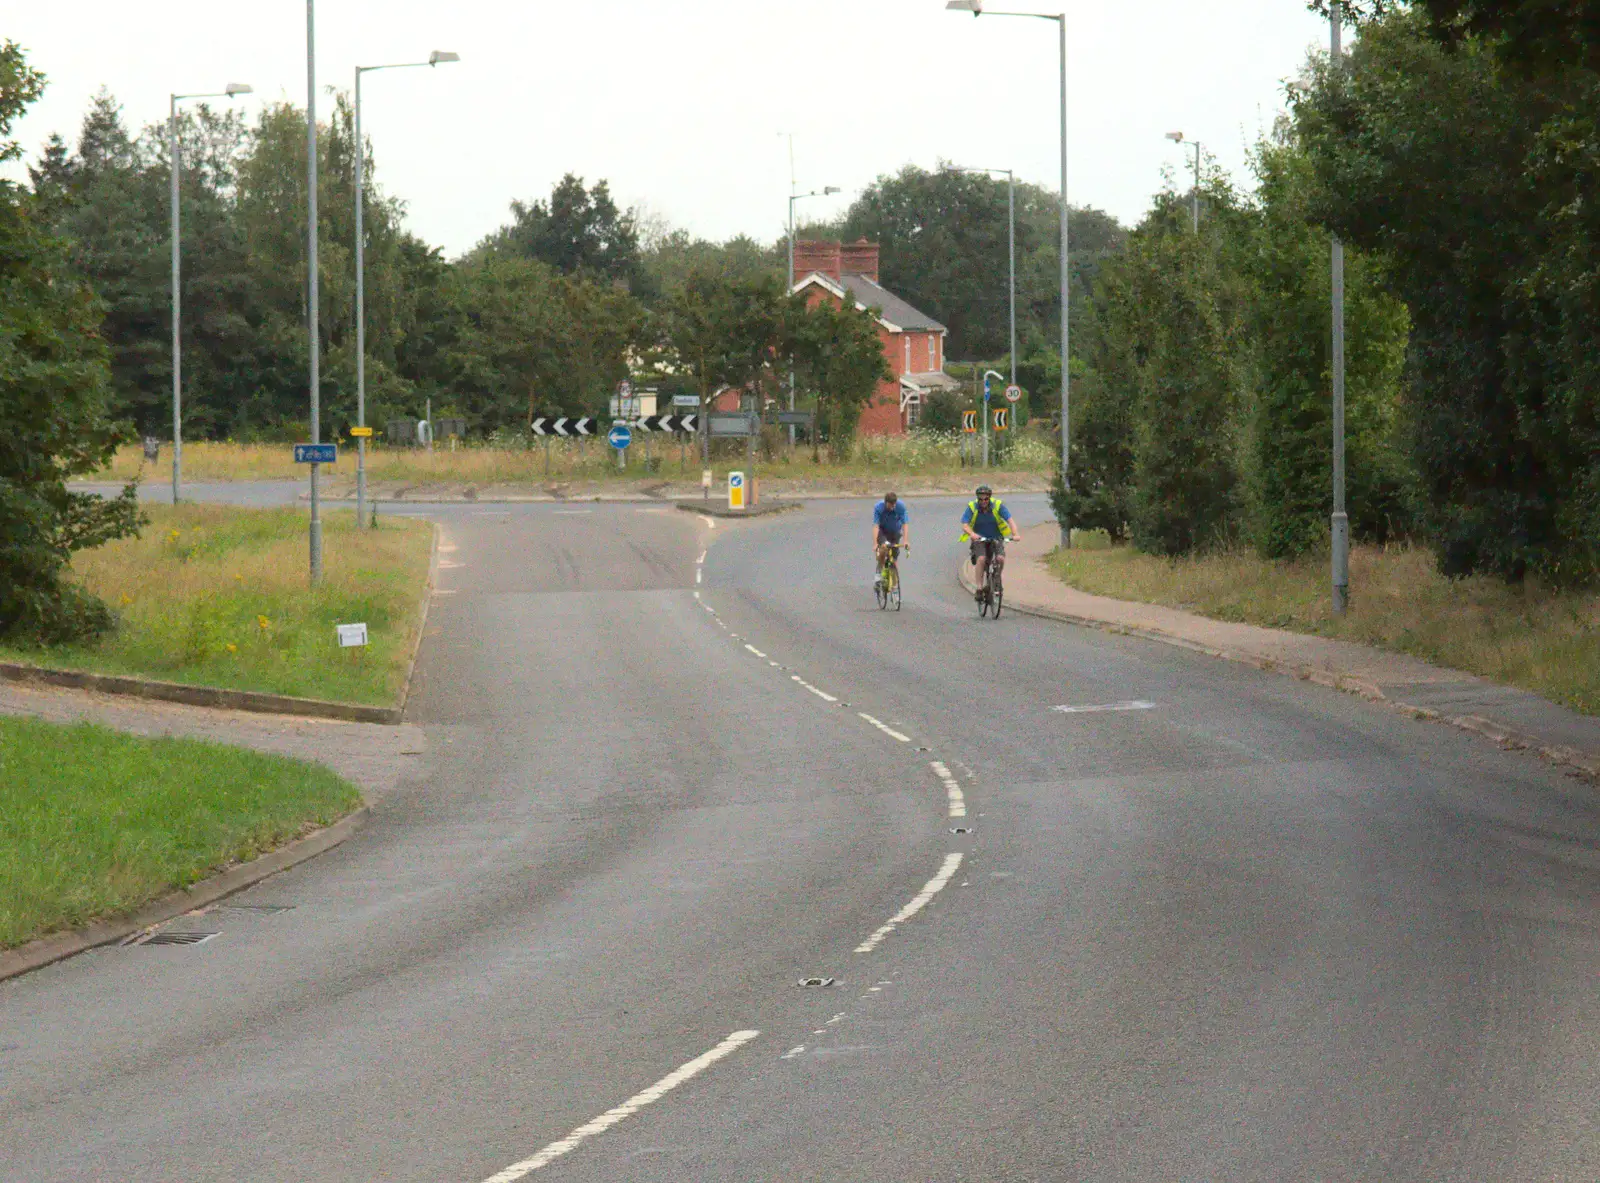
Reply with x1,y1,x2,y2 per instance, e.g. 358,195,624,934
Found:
791,675,838,703
1052,700,1156,714
479,1030,760,1181
855,853,964,954
858,712,911,743
929,760,966,818
698,516,717,529
696,568,702,584
744,644,767,658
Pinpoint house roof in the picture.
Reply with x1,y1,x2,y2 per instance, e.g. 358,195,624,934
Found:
793,272,947,334
900,370,962,393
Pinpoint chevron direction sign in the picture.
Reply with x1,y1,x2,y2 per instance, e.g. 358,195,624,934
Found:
632,414,697,433
529,417,596,437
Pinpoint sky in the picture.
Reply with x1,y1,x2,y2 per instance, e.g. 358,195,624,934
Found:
8,1,1335,258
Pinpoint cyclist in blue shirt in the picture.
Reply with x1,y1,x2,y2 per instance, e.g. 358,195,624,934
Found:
872,491,909,588
960,485,1021,600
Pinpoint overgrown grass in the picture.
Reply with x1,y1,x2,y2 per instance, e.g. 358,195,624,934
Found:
0,504,432,706
95,431,1057,486
0,716,360,949
1046,541,1600,715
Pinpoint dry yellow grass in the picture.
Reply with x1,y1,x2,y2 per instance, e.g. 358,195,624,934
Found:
1047,541,1600,716
0,504,433,705
96,433,1057,486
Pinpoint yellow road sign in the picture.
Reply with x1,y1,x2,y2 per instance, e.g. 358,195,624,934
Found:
348,426,374,438
994,409,1009,432
961,410,977,433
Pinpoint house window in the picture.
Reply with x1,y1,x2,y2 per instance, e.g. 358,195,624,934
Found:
902,337,910,372
927,335,935,369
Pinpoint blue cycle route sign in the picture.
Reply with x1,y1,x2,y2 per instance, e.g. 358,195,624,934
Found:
294,444,337,464
607,423,633,450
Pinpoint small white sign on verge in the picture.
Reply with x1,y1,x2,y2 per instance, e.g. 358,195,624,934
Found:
336,622,369,648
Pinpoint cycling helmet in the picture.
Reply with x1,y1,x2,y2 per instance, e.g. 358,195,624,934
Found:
975,485,992,497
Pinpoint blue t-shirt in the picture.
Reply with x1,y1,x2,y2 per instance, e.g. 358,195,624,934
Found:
873,500,908,534
961,500,1012,540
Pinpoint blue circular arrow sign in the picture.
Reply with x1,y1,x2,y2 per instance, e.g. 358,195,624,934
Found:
607,423,632,450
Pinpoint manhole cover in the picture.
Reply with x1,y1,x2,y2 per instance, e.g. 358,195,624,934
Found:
798,977,835,988
138,931,218,947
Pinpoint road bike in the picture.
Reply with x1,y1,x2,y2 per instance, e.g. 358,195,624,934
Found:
875,543,903,611
975,538,1004,619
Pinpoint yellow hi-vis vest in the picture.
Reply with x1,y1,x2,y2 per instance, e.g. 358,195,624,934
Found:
961,498,1013,540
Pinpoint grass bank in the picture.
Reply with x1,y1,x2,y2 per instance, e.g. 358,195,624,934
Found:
1047,541,1600,716
0,716,360,949
96,431,1057,486
0,504,432,706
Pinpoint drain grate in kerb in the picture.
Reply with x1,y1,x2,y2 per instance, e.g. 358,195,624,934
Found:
798,977,836,988
218,904,294,915
138,931,219,947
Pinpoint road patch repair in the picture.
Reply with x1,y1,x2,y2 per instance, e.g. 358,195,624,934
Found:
961,525,1600,785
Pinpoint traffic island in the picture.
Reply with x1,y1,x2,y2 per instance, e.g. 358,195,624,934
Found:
675,500,803,519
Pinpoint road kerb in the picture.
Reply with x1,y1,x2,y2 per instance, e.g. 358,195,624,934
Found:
0,807,371,984
958,561,1599,785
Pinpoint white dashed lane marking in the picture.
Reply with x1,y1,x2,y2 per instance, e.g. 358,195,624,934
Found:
855,853,964,954
929,760,966,818
791,675,838,703
1052,700,1156,714
858,713,911,743
478,1030,760,1181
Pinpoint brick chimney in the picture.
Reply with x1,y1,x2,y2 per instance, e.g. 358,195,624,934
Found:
793,240,842,282
839,238,880,283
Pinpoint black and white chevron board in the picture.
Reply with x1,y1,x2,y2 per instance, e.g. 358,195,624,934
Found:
529,417,595,437
529,415,696,437
633,414,697,433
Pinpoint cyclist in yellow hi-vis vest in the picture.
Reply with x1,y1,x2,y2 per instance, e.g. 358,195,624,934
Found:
959,486,1020,602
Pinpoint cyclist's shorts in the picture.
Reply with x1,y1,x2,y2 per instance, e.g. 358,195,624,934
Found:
970,537,1004,562
878,528,903,545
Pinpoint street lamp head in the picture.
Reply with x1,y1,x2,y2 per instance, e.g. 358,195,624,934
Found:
946,0,983,12
823,186,841,195
428,51,460,66
225,83,253,97
1164,131,1184,143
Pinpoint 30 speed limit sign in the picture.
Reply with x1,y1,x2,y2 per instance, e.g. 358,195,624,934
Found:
1004,384,1022,403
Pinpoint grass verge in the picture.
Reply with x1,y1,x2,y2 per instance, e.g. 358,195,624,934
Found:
94,433,1057,486
0,504,432,706
0,716,360,949
1046,540,1600,716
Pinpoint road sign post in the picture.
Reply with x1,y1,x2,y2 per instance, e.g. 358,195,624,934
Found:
728,470,746,511
608,421,632,470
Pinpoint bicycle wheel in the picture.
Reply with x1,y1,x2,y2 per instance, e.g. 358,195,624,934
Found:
990,569,1004,619
888,564,902,611
978,566,990,617
875,571,888,610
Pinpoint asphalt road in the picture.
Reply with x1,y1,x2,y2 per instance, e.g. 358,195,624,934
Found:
4,496,1598,1181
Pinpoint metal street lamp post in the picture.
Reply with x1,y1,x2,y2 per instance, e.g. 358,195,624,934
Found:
1330,4,1349,615
306,0,323,584
354,51,459,528
1164,130,1203,232
946,164,1017,387
169,82,251,505
946,0,1070,546
785,149,840,447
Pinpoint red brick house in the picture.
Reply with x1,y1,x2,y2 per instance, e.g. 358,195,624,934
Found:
790,239,959,435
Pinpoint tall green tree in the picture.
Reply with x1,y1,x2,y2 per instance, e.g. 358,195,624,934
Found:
0,43,140,642
791,295,891,458
1296,8,1599,581
478,173,640,289
836,164,1124,361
